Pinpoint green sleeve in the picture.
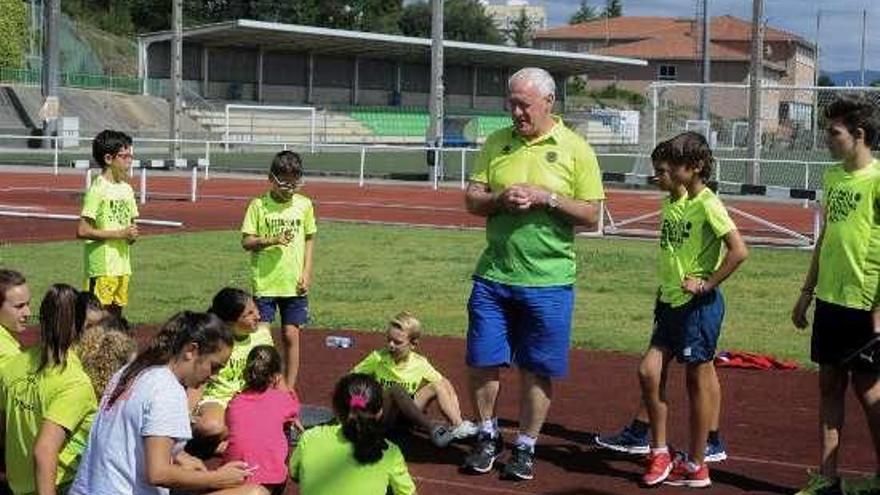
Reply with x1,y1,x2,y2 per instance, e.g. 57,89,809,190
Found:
241,198,261,235
352,351,379,376
572,141,605,201
470,132,500,184
420,357,443,384
704,197,735,238
80,186,100,220
44,378,96,432
129,194,139,220
304,201,317,236
386,443,416,495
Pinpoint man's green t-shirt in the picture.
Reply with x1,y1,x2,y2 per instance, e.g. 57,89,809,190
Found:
80,174,139,277
658,188,736,307
241,192,317,297
0,324,21,369
289,424,415,495
816,161,880,310
0,348,97,494
203,326,275,404
352,349,443,395
470,119,605,286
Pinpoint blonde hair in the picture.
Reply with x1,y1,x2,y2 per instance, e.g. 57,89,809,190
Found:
388,311,422,343
78,326,137,397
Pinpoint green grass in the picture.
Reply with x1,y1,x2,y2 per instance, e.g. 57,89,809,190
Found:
0,222,814,364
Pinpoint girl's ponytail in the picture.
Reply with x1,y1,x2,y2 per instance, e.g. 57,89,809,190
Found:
332,373,387,464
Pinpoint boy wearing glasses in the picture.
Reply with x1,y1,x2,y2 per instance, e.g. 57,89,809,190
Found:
77,129,139,318
241,150,316,388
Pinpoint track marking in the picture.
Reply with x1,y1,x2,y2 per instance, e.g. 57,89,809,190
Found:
412,476,540,495
0,204,44,211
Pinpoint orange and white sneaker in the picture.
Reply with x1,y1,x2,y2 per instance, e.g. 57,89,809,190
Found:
642,450,673,486
664,457,711,488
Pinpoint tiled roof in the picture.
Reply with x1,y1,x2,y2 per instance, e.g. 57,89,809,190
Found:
535,15,807,45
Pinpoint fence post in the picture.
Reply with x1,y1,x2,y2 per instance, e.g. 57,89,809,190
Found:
204,141,211,180
651,86,659,150
53,135,59,175
803,162,810,209
460,148,467,190
140,166,147,205
190,165,198,202
358,147,366,188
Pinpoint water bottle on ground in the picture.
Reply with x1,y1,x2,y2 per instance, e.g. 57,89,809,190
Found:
325,335,353,348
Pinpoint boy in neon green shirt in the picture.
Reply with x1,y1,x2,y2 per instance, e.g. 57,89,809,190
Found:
77,130,139,319
0,269,30,367
241,151,316,389
352,311,476,447
637,133,748,488
792,96,880,495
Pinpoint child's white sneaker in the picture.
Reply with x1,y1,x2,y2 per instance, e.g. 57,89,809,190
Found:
451,420,478,440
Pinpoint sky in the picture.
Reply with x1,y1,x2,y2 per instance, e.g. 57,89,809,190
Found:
518,0,879,73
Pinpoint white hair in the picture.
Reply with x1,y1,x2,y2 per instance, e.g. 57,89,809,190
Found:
508,67,556,97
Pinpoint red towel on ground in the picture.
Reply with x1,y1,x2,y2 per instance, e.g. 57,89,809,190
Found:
714,350,798,370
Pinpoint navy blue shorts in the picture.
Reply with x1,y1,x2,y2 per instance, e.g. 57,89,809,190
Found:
650,288,725,364
466,276,574,378
255,296,309,326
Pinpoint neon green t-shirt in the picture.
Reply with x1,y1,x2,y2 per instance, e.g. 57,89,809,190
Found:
0,324,21,369
0,348,97,494
241,192,317,297
81,174,139,277
203,326,274,404
289,424,415,495
470,118,605,286
816,161,880,310
658,188,735,307
352,349,443,395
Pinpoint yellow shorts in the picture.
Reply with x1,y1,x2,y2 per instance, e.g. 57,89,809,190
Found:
86,275,130,307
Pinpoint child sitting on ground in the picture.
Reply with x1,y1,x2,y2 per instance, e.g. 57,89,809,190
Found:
352,311,476,447
289,373,415,495
224,345,301,495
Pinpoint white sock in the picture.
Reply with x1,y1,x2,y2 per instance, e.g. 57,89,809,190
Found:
515,433,536,452
479,419,497,437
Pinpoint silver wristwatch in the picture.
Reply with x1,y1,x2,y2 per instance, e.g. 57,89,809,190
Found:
547,192,560,209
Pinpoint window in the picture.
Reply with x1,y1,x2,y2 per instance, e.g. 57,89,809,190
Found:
658,64,677,81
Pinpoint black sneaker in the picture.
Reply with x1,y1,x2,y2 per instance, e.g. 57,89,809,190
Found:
502,443,535,481
462,432,503,474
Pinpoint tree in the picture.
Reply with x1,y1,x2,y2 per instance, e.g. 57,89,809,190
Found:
506,8,535,47
569,0,598,25
817,74,835,87
400,0,503,44
871,79,880,88
603,0,622,18
0,0,27,69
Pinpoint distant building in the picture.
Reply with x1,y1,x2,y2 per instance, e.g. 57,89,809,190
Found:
484,0,548,46
534,15,817,129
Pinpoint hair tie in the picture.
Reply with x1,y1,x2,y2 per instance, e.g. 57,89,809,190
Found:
349,393,368,410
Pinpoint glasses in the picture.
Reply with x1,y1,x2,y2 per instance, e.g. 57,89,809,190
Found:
271,172,302,190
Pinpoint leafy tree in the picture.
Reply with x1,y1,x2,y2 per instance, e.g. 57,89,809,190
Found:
400,0,502,44
871,79,880,88
817,74,834,87
506,8,535,47
0,0,27,69
603,0,622,18
569,0,598,25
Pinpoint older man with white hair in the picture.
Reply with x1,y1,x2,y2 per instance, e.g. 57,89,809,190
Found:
462,67,604,481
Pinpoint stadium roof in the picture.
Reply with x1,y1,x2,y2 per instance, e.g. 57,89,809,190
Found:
138,19,646,76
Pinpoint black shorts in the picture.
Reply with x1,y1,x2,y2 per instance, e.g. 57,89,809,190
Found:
811,299,880,373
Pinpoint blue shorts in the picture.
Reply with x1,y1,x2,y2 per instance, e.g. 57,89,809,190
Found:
650,288,724,363
466,276,574,378
255,296,309,326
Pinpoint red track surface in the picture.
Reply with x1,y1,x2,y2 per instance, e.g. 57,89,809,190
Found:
1,170,862,495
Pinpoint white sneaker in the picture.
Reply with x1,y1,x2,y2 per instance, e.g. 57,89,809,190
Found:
431,425,455,447
451,420,478,440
